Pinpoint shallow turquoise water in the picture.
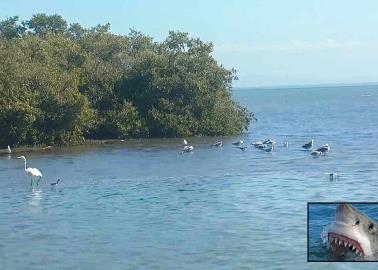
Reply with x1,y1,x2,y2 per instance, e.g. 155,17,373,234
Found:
1,85,378,269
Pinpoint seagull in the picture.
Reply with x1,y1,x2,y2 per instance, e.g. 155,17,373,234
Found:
51,179,61,186
316,144,330,154
283,142,289,147
302,139,314,150
6,145,11,154
263,139,276,145
181,139,194,153
17,156,43,186
181,145,194,154
310,151,322,157
251,141,263,146
329,173,338,181
252,141,267,150
232,140,244,146
235,146,247,151
212,141,223,147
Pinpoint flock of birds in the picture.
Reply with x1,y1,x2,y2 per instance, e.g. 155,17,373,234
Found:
2,138,335,187
181,138,331,156
181,138,336,181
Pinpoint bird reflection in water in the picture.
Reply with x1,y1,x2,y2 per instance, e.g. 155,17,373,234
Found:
28,188,43,207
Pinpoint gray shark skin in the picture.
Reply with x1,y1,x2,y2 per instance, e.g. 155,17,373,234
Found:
327,204,378,260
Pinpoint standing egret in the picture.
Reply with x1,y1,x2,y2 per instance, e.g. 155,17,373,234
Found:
183,139,188,145
17,156,43,186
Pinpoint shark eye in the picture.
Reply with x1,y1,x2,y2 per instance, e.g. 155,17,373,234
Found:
355,220,360,225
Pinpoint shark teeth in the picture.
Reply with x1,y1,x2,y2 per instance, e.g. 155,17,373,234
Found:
328,234,363,256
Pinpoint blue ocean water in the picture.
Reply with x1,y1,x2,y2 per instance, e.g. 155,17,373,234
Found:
0,85,378,269
308,203,378,262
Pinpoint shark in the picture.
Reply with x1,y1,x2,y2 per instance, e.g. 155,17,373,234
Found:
327,203,378,260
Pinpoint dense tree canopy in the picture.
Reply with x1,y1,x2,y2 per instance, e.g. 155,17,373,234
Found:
0,14,254,147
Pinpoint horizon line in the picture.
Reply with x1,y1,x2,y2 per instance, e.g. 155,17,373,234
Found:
234,81,378,90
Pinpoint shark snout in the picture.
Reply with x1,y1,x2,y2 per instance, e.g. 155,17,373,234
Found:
336,204,349,222
335,204,358,224
336,203,354,215
337,203,352,213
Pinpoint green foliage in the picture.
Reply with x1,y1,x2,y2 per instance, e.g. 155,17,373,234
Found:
0,102,37,146
0,16,26,39
25,13,67,36
0,14,253,147
98,101,147,139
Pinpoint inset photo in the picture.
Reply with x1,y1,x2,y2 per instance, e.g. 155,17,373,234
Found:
308,203,378,262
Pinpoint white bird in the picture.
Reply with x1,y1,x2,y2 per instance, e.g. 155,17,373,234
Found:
251,140,263,146
182,145,194,154
212,141,223,147
232,140,244,146
7,145,11,154
183,139,188,146
252,142,267,150
17,156,43,186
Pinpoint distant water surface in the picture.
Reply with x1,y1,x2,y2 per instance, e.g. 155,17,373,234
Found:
0,85,378,269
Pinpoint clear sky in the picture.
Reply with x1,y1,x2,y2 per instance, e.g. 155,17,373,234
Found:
1,0,378,87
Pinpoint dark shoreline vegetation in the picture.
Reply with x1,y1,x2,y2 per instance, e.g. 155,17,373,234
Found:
0,14,254,147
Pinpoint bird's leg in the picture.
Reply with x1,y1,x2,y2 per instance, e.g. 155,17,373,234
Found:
30,177,33,186
37,177,41,186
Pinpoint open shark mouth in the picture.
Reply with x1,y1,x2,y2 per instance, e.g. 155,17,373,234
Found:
328,232,364,256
